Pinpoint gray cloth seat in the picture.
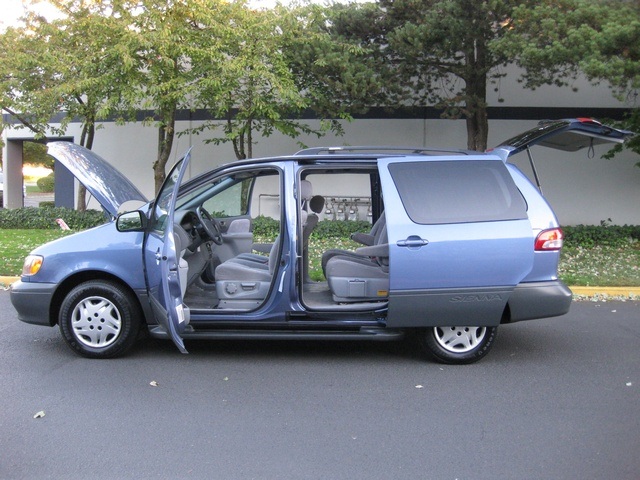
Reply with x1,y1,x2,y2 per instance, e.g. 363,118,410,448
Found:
324,223,390,303
174,225,212,297
215,237,280,309
214,180,318,308
232,180,315,268
321,211,386,277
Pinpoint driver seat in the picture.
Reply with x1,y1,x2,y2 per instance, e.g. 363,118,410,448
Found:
214,237,280,309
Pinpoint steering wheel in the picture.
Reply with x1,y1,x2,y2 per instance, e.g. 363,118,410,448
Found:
196,206,223,245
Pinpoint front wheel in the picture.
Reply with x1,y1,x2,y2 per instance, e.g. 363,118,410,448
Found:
418,326,497,364
58,280,141,359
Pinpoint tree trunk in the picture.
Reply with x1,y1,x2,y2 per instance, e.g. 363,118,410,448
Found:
76,119,95,211
464,40,489,152
154,107,176,194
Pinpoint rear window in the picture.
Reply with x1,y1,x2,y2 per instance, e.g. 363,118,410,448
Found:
388,160,527,225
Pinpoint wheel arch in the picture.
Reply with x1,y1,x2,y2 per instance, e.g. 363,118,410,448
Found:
500,303,512,324
49,271,148,327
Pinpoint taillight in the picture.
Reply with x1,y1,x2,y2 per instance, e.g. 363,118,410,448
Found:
535,228,564,251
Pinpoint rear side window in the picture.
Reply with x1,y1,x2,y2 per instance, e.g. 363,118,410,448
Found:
388,160,527,224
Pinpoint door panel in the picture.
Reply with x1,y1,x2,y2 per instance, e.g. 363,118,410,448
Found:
378,157,534,328
143,152,192,353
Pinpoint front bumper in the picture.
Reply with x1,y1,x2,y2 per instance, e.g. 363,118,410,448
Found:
10,279,56,326
508,280,573,323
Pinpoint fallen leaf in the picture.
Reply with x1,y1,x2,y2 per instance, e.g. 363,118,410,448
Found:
150,381,159,387
33,411,45,419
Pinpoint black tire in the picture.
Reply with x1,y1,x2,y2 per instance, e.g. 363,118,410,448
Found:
58,280,141,359
418,326,498,365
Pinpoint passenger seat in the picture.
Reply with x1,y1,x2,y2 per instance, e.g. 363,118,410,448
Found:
324,216,389,303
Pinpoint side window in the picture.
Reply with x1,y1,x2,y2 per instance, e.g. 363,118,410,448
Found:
202,180,248,218
388,160,527,225
248,174,281,220
199,171,280,220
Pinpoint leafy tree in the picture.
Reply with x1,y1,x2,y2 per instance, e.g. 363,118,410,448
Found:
23,142,54,169
494,0,640,161
126,0,214,192
329,0,527,151
188,2,377,160
285,4,386,130
0,0,140,208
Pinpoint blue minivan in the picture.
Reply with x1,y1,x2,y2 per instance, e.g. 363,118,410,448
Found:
10,118,633,363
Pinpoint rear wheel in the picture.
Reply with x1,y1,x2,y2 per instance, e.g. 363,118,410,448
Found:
419,326,497,364
59,280,141,358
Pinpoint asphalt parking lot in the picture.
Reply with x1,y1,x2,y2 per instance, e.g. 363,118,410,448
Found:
0,291,638,480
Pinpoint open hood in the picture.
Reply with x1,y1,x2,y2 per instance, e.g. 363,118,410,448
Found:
489,118,635,161
47,141,148,217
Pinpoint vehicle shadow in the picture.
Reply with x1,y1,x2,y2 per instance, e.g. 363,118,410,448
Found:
133,334,428,363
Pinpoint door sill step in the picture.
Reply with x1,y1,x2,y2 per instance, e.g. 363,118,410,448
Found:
148,326,404,342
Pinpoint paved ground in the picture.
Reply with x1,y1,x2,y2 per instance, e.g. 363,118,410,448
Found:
0,290,638,480
23,192,54,208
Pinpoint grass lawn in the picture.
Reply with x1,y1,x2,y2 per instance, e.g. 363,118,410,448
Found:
1,229,639,287
0,229,74,276
559,245,640,287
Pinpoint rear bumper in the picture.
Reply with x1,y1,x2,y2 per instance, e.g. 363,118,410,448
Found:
507,281,572,323
10,280,56,326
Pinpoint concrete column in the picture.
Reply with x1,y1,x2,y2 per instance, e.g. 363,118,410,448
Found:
4,140,24,209
54,160,74,209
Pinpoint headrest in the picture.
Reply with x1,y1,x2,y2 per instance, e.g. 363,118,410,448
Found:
309,195,325,214
300,180,313,201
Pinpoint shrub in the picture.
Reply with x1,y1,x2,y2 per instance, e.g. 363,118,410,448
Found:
0,207,106,230
37,173,55,193
251,216,373,240
562,223,640,248
312,219,372,239
252,215,279,237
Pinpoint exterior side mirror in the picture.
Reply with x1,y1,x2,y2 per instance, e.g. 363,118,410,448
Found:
116,210,147,232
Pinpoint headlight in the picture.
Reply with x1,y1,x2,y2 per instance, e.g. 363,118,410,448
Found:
22,255,44,276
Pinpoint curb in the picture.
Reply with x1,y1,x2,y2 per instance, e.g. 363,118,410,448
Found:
2,275,639,298
1,276,19,286
569,286,640,297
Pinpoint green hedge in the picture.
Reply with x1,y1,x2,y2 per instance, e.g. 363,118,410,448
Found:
36,173,55,193
312,220,372,239
0,207,106,230
562,224,640,248
251,215,280,237
252,215,374,239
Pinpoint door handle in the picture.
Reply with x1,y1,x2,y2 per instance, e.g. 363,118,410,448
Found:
155,248,165,265
397,236,429,248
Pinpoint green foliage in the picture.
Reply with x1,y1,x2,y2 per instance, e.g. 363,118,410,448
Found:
563,223,640,248
601,109,640,165
251,216,373,241
23,142,53,168
494,0,640,162
312,220,373,239
0,229,74,276
36,173,55,193
0,207,106,230
251,215,280,237
331,0,531,151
